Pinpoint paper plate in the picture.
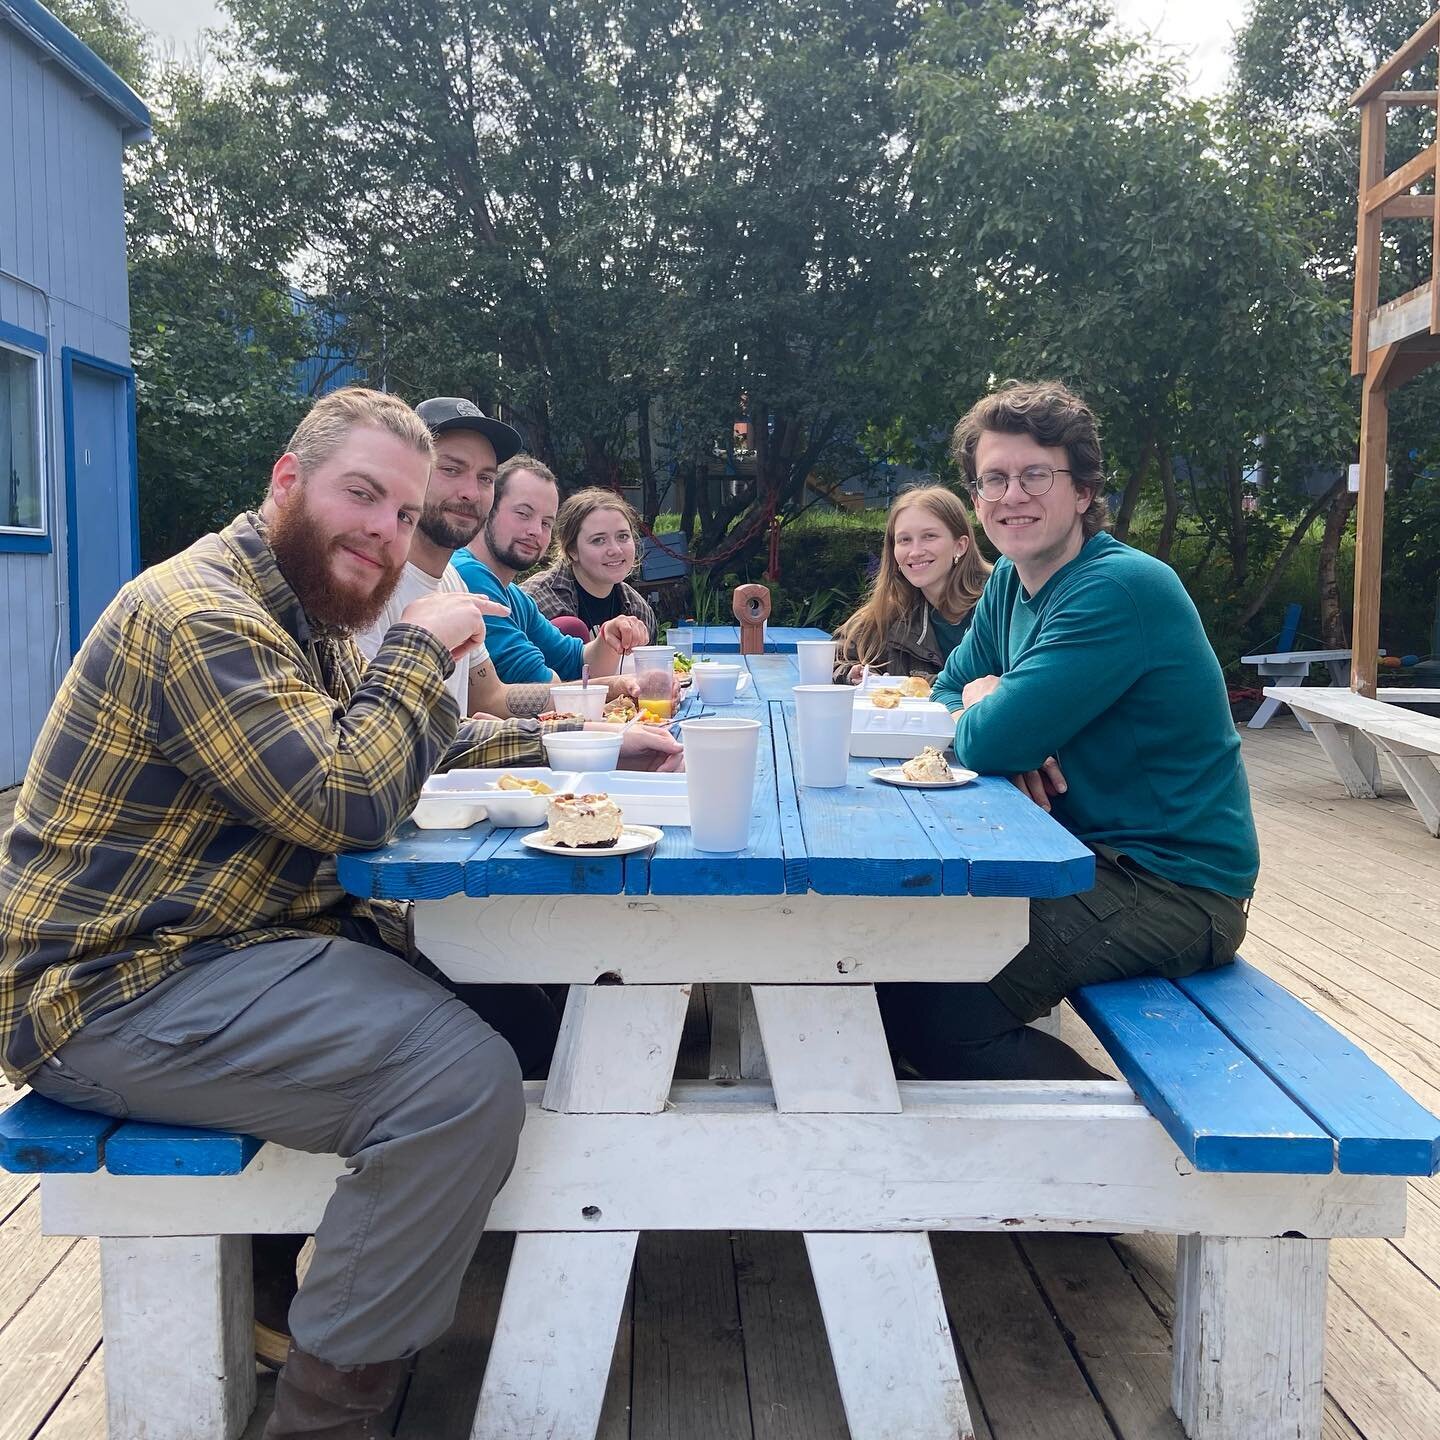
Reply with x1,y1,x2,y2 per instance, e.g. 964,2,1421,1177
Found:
868,766,977,789
520,824,664,857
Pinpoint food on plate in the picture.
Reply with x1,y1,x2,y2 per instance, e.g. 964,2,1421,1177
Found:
495,774,552,796
901,746,953,783
602,695,639,723
871,690,901,709
900,676,932,698
544,792,624,848
536,711,582,724
673,653,693,674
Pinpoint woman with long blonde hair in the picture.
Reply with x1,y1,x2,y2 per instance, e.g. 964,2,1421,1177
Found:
833,485,991,681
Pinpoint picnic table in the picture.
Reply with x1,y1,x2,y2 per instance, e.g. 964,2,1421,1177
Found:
335,653,1095,1438
1241,649,1355,730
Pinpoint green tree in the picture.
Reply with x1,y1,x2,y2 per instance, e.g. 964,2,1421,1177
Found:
1233,0,1440,651
222,0,926,562
125,52,331,562
45,0,150,93
903,0,1351,661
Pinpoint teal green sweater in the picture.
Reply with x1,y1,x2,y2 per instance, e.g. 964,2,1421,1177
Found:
932,534,1259,898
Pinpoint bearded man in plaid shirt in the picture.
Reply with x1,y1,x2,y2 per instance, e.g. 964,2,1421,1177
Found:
0,387,644,1437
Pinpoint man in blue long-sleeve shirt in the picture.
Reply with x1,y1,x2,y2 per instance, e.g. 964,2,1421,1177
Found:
882,380,1258,1081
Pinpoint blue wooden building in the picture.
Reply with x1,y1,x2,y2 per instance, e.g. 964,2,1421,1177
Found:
0,0,149,786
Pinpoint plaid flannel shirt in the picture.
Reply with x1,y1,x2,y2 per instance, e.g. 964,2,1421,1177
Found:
518,562,657,641
0,513,557,1084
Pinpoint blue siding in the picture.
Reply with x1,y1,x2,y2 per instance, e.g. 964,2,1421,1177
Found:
0,23,139,786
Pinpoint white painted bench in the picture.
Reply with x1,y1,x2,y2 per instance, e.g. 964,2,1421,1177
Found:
6,958,1438,1440
1263,685,1440,835
1242,649,1355,729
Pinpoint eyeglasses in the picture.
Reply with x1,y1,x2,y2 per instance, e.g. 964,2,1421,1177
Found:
972,465,1071,501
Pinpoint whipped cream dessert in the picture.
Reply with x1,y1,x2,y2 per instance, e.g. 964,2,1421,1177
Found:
545,792,625,848
901,746,953,783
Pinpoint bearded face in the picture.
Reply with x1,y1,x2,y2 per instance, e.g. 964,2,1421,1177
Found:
418,494,484,550
268,478,408,631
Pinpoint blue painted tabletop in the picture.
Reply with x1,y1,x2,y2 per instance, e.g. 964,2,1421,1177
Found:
338,655,1095,903
681,625,833,654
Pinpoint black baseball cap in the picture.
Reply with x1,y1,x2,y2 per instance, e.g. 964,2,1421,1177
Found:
415,396,524,463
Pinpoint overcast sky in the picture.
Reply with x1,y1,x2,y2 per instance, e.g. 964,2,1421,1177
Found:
126,0,1252,95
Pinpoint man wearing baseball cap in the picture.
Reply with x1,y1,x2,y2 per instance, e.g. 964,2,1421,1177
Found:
353,397,523,713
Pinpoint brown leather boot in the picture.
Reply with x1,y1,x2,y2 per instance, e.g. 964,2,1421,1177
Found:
262,1342,407,1438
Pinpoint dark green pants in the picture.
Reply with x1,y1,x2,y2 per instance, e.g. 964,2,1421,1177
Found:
878,845,1249,1080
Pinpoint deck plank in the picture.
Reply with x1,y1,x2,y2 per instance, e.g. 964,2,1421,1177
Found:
1020,1234,1185,1439
0,1241,101,1440
0,1192,78,1331
631,1231,753,1440
731,1231,849,1440
933,1233,1115,1440
31,1347,104,1440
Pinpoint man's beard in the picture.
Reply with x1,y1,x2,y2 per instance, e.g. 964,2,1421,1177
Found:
418,498,483,551
484,513,542,573
269,488,406,631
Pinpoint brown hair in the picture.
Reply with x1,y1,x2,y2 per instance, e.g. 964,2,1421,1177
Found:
284,386,433,475
549,487,642,573
493,453,559,508
834,485,991,669
950,380,1110,539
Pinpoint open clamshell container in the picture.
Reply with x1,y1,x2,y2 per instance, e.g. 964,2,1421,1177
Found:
849,699,956,760
410,769,581,830
411,768,694,830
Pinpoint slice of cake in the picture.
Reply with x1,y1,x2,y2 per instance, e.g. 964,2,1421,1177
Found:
545,792,625,848
901,746,952,783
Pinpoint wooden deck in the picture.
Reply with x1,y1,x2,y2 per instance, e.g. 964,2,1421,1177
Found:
3,721,1440,1439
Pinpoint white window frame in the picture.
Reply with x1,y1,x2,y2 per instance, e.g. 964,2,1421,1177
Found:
0,335,47,536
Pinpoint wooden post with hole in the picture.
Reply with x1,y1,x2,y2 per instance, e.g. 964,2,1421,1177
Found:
732,583,770,655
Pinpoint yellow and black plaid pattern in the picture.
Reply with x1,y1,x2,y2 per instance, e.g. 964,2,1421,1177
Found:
0,513,553,1084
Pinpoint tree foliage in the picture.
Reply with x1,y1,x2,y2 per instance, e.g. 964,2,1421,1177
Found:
60,0,1440,651
218,0,928,559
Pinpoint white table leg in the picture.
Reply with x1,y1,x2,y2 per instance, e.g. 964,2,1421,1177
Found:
476,984,689,1439
543,983,691,1113
471,1231,637,1440
1378,746,1440,835
754,985,973,1440
1172,1234,1326,1440
806,1232,976,1440
1310,721,1383,798
100,1234,255,1440
1250,664,1312,731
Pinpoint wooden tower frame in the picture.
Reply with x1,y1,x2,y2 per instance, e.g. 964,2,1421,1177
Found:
1349,12,1440,695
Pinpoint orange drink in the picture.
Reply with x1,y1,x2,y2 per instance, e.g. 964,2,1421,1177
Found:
639,696,674,721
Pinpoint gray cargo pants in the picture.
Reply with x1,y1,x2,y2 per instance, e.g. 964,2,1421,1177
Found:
27,935,525,1366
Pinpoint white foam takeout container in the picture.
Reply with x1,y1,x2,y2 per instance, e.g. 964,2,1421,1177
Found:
569,771,691,827
411,768,581,830
848,700,955,760
411,767,693,830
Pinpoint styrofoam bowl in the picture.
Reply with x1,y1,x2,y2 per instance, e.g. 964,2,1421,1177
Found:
477,787,551,828
542,730,623,772
410,796,489,830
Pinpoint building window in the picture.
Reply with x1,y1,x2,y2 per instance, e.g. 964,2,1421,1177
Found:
1,340,44,533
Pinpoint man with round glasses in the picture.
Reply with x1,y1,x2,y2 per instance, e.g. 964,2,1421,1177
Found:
879,380,1258,1081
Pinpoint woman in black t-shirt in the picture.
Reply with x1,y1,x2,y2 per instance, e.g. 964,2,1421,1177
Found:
520,488,658,642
